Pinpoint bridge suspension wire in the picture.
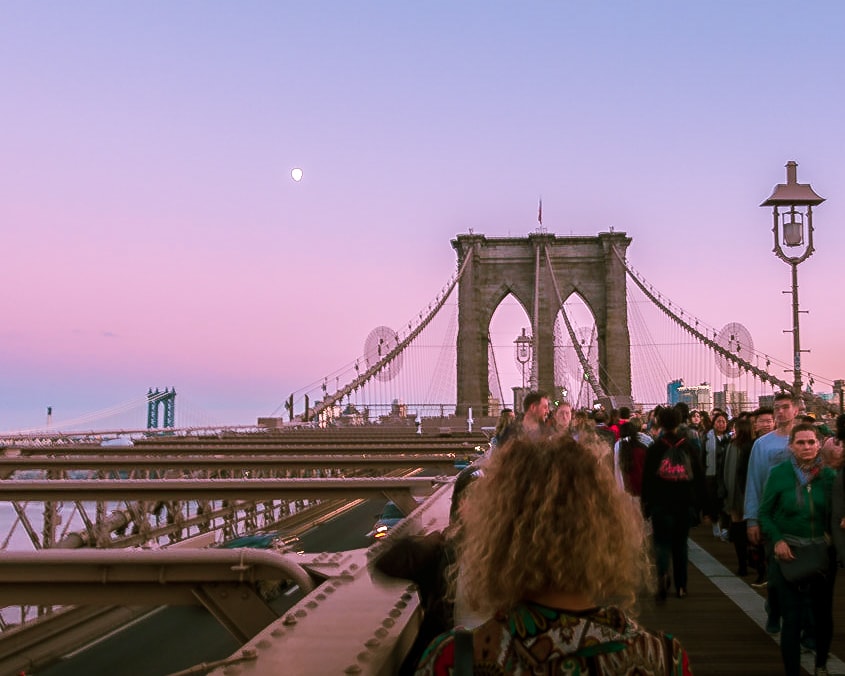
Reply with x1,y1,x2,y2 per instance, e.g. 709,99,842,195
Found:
303,253,471,422
543,247,605,401
614,249,793,392
4,397,149,435
424,302,458,410
626,284,673,406
170,394,224,429
626,278,780,411
487,329,505,409
615,249,836,412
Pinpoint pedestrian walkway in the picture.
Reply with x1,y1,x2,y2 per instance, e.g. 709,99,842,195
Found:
638,525,845,675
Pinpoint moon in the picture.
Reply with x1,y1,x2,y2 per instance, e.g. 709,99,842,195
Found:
291,167,303,182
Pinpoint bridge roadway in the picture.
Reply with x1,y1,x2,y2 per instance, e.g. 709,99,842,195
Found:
9,423,845,675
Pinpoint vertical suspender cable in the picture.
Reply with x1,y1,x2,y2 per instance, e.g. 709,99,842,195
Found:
532,242,541,390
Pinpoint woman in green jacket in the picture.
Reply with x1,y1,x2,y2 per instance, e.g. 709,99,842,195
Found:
759,422,836,676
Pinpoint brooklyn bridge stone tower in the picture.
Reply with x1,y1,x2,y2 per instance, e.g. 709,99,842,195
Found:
452,232,632,414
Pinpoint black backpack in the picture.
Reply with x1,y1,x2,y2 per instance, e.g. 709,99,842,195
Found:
657,437,694,482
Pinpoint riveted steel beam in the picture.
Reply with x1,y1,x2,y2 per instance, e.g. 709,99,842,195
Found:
4,441,485,456
206,483,455,675
0,454,462,473
0,477,438,502
0,549,316,606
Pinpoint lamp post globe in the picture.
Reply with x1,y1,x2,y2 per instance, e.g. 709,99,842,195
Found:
514,328,533,391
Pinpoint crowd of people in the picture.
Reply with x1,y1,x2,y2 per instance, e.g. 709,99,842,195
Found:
372,388,845,675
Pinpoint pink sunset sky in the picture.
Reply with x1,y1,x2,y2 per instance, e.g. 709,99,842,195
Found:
2,3,845,430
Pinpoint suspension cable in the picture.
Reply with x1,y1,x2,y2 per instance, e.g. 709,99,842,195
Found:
307,251,472,421
613,249,794,393
542,247,604,400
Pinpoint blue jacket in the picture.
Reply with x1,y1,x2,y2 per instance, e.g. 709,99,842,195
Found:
743,430,790,527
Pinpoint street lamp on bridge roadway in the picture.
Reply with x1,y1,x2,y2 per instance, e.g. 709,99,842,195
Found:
760,160,825,399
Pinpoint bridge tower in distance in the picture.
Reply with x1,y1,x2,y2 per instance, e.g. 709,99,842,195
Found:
452,232,632,415
147,387,176,429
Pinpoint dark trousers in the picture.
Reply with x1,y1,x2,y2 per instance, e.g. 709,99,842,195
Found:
764,542,782,626
730,521,748,575
770,550,836,675
704,476,723,522
652,509,691,590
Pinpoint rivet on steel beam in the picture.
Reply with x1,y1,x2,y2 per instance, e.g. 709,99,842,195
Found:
389,608,401,618
344,666,362,674
401,592,413,601
306,601,317,609
349,563,359,570
396,600,407,609
316,593,326,601
382,618,395,628
271,628,285,637
256,640,271,650
284,614,297,625
375,627,388,638
365,638,380,648
295,609,307,618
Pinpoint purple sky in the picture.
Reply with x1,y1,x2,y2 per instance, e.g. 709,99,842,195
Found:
2,3,845,430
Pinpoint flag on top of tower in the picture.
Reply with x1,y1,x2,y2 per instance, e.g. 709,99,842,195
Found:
538,197,543,226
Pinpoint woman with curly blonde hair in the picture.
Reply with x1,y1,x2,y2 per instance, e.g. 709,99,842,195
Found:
415,435,693,675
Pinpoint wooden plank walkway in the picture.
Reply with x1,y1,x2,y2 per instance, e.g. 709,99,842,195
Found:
638,524,845,675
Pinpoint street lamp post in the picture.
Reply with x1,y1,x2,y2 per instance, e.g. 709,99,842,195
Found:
760,161,825,399
514,328,533,390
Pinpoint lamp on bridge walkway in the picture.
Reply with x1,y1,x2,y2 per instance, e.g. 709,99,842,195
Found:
761,160,825,399
514,328,533,391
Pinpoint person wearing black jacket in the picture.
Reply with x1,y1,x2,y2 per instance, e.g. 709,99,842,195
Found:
642,406,707,602
371,464,482,675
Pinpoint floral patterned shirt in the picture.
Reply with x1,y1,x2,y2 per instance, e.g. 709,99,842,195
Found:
414,601,693,675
